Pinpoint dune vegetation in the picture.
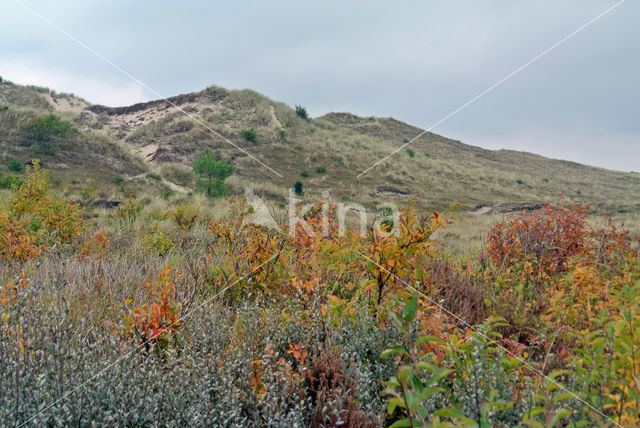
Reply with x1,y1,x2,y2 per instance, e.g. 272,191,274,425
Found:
1,159,639,427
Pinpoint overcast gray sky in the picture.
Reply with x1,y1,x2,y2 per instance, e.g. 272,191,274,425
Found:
1,0,638,171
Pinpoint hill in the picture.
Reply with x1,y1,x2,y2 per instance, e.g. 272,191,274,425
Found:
2,78,639,213
2,78,640,426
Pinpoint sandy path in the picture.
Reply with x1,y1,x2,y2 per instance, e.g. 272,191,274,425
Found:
136,144,158,162
270,105,282,128
470,206,493,216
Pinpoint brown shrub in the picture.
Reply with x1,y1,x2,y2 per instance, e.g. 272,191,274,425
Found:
425,259,486,326
486,205,588,277
304,346,379,428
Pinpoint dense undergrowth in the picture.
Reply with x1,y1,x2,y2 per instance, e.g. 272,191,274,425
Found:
1,164,639,426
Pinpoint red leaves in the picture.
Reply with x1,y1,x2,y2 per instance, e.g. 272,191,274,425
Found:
487,205,588,277
487,204,633,280
0,216,42,262
287,343,308,365
113,264,184,352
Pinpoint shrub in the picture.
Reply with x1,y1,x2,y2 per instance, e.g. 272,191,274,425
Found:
407,148,415,158
486,204,588,278
241,128,257,142
0,213,41,262
112,264,184,352
365,203,445,305
0,161,82,261
426,259,486,325
21,114,74,155
192,148,233,198
516,179,525,185
483,204,595,339
114,197,143,224
294,181,303,195
568,285,640,426
315,166,326,174
295,105,309,120
382,298,472,426
170,202,200,231
300,170,309,177
304,346,378,426
7,159,22,172
142,229,174,256
111,175,125,185
0,172,23,189
10,162,82,242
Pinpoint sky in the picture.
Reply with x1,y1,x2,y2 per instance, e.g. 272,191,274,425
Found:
1,0,638,171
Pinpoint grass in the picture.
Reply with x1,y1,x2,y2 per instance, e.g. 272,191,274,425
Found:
2,82,640,426
2,79,640,219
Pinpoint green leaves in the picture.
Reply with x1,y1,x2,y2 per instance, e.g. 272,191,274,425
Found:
21,114,75,156
192,148,233,198
383,297,471,427
240,128,256,142
295,104,309,120
404,297,418,323
381,345,408,359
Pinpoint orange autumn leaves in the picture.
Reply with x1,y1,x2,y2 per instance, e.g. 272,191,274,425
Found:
111,265,184,352
0,161,83,262
366,205,445,304
485,203,638,340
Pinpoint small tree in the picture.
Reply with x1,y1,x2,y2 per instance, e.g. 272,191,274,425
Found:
295,105,309,120
192,148,233,198
294,181,303,195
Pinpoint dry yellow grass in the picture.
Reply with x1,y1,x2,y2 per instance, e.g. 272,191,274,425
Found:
3,80,640,219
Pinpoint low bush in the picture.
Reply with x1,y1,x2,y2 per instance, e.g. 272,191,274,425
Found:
0,176,639,425
114,197,143,225
487,204,588,278
21,114,74,155
170,202,200,231
0,172,23,189
111,175,125,185
7,159,22,172
0,161,82,262
241,128,257,142
142,229,174,256
295,105,309,120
